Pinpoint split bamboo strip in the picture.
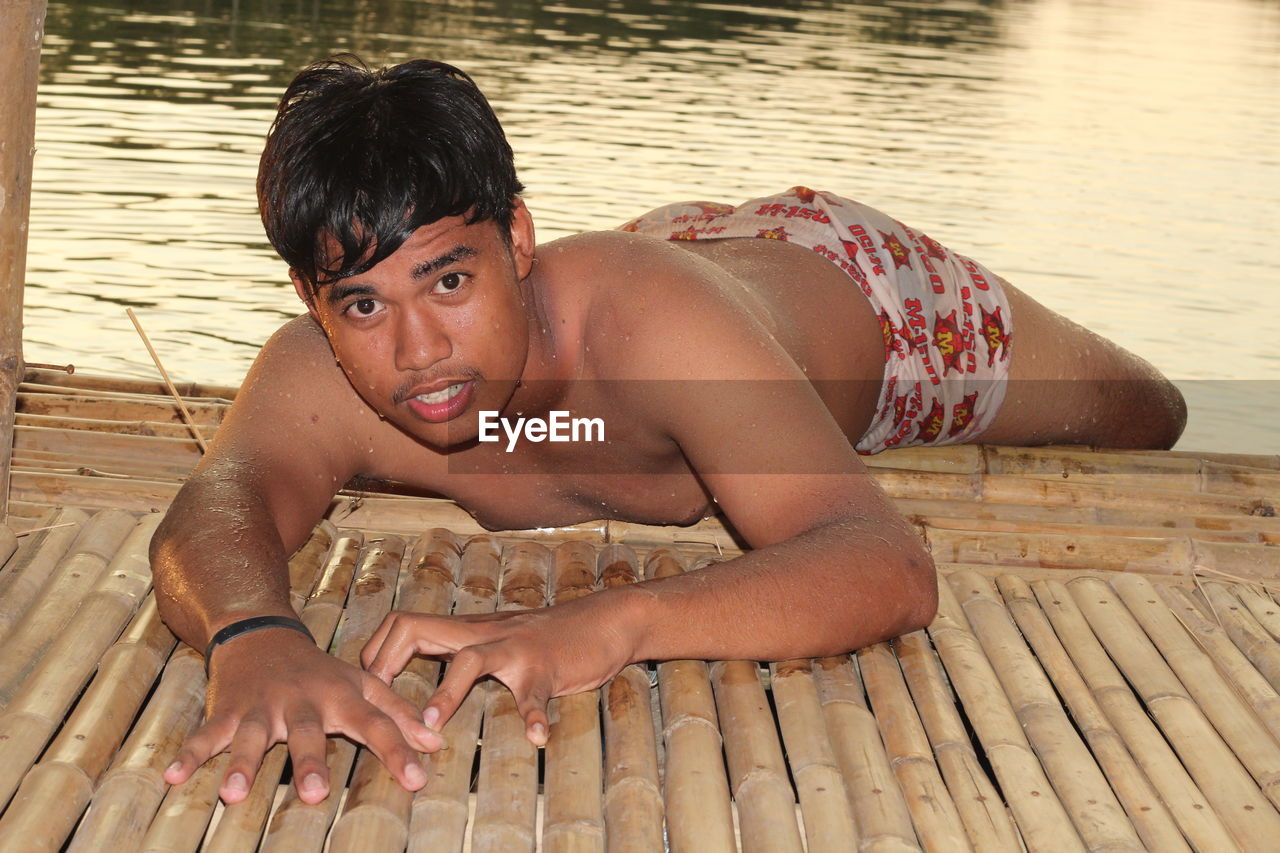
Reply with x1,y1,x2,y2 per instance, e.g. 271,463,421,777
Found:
9,468,179,512
948,571,1143,850
21,368,238,401
996,575,1194,853
1066,576,1280,846
892,628,1020,851
13,422,203,466
896,496,1100,524
229,535,403,853
1234,583,1280,641
1200,582,1280,693
1030,578,1241,851
125,308,209,453
327,530,459,853
856,641,973,852
16,410,215,439
1202,462,1280,499
1109,573,1280,805
800,652,906,850
0,524,13,566
701,555,803,853
1097,446,1280,470
0,595,174,848
16,390,226,427
139,527,331,853
409,534,502,853
196,532,363,852
644,549,735,853
10,449,197,481
919,514,1263,545
983,445,1203,482
927,578,1085,853
0,505,84,643
470,542,550,853
866,444,985,473
597,544,664,853
65,647,206,852
1159,584,1280,743
0,508,136,705
542,541,605,853
978,474,1270,517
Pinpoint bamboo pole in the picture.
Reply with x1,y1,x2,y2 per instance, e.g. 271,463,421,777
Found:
222,534,400,853
597,544,664,853
470,542,550,853
0,0,45,521
948,570,1143,850
0,595,174,849
855,641,973,852
408,534,501,853
995,575,1193,852
0,523,13,567
927,578,1085,852
327,530,459,853
1065,576,1280,846
0,507,136,705
800,653,905,849
0,504,84,642
1236,582,1280,640
542,541,605,853
1109,573,1280,804
1200,581,1280,694
643,549,735,853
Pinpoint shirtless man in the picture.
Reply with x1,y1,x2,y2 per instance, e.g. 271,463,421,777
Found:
153,56,1186,806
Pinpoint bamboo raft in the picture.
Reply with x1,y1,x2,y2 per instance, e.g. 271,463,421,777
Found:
1,369,1279,851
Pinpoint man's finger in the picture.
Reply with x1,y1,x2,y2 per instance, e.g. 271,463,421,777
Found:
516,688,551,747
423,647,488,732
285,710,331,804
222,717,273,804
362,674,445,753
360,611,399,671
333,706,428,792
165,716,236,785
364,618,422,685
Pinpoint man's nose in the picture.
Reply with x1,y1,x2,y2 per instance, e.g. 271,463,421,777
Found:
393,309,452,371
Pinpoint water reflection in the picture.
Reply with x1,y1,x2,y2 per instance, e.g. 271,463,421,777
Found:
24,0,1280,453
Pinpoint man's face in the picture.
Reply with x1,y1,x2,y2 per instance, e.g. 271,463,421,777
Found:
294,203,536,448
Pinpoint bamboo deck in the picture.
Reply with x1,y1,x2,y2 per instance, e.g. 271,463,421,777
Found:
1,368,1279,851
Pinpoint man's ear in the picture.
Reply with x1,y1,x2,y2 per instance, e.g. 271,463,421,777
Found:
290,269,323,324
508,198,537,280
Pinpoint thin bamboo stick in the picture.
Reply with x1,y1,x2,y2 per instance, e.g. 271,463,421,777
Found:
597,544,664,853
224,534,400,853
542,541,604,853
0,508,136,705
643,549,735,853
327,530,459,853
948,571,1143,850
995,575,1192,853
0,0,44,521
927,578,1085,853
1109,573,1280,806
856,641,973,852
64,646,206,852
125,309,209,452
1200,581,1280,693
409,534,502,853
1160,584,1280,743
470,542,550,853
0,505,85,643
1065,576,1280,847
799,653,903,850
0,595,175,849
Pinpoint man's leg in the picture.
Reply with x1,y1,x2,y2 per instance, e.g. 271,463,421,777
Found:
978,279,1186,449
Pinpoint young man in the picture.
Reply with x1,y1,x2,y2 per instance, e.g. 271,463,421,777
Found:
153,56,1186,806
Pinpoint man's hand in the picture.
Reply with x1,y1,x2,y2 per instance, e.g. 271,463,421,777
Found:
361,594,639,746
162,629,444,805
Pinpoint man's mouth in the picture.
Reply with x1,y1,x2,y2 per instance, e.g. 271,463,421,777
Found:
404,379,474,423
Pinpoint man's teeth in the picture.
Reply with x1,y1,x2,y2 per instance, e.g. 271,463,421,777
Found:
415,383,465,405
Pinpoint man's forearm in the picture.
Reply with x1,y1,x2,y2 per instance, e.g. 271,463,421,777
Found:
150,472,297,649
619,517,937,664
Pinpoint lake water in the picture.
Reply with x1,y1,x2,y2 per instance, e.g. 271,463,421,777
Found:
21,0,1280,453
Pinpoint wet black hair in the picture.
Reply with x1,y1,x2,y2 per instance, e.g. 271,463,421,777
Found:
258,54,524,293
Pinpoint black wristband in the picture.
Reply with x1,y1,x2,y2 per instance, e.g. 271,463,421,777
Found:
204,615,314,678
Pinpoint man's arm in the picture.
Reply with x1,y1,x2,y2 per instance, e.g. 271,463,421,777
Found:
152,317,441,805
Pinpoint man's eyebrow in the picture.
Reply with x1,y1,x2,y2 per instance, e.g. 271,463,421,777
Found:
323,281,375,306
411,245,477,280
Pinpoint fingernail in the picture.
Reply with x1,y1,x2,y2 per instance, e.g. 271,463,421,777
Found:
405,762,427,788
302,773,325,794
530,723,547,745
422,707,439,729
227,772,248,793
165,761,182,776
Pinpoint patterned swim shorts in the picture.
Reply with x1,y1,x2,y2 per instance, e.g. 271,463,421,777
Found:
619,187,1014,453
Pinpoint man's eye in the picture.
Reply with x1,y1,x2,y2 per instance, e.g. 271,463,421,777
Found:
349,298,381,317
434,272,465,294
